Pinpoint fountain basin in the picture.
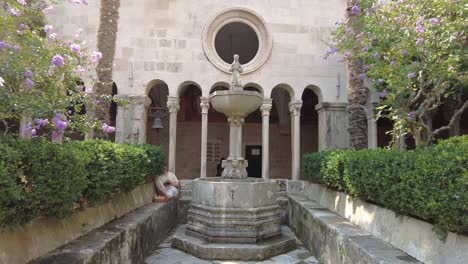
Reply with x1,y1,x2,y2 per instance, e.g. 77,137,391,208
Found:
186,177,281,243
209,90,263,117
172,178,296,260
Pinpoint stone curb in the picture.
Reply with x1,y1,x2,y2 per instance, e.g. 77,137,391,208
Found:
288,194,421,264
29,200,178,264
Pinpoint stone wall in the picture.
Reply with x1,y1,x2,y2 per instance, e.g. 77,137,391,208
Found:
48,0,349,102
301,182,468,264
0,183,155,264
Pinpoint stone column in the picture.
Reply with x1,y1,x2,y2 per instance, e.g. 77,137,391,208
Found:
167,96,180,174
115,95,151,144
367,103,378,149
315,102,350,151
222,116,248,178
260,99,272,179
200,97,210,178
19,115,32,140
289,101,302,180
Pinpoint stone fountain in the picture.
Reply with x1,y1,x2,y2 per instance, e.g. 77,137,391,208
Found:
172,55,295,260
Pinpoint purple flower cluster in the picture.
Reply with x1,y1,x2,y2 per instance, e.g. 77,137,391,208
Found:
408,111,416,119
36,118,50,129
429,18,439,26
379,89,387,98
344,51,352,59
9,8,21,17
70,43,81,54
43,6,54,14
25,79,34,90
351,5,360,15
54,114,68,131
17,0,27,5
24,70,33,78
24,123,37,137
357,73,366,80
101,123,116,134
407,72,416,78
43,24,54,33
0,40,11,50
52,55,65,67
90,51,103,65
415,16,425,34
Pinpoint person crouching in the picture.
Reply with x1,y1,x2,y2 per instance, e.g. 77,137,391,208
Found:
153,165,180,202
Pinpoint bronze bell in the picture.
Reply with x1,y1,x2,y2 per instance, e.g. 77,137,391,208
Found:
152,117,163,129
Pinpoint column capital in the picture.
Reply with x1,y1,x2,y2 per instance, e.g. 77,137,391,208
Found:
227,116,245,126
289,100,303,116
200,97,210,114
260,99,273,116
167,96,180,113
315,102,348,112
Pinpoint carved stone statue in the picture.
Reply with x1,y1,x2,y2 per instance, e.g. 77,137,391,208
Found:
229,54,243,89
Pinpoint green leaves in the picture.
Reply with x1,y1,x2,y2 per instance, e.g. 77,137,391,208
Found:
0,137,165,228
329,0,468,146
304,135,468,236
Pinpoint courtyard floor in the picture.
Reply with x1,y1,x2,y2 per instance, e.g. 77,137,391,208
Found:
144,228,319,264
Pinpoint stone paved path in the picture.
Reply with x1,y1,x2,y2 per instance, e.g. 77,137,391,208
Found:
144,228,319,264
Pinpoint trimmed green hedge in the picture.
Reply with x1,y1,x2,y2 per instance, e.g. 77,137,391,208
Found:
0,138,164,228
304,136,468,236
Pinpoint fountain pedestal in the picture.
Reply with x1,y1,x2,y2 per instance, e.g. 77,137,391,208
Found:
171,55,296,260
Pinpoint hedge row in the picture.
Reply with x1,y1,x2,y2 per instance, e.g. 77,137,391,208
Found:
304,136,468,236
0,138,164,228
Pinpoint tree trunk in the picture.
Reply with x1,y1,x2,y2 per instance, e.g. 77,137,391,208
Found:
95,0,120,124
346,0,368,149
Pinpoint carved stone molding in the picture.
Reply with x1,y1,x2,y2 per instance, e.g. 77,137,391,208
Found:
202,7,273,74
289,101,303,117
167,96,180,113
227,116,245,127
200,97,210,114
260,99,273,116
221,159,248,179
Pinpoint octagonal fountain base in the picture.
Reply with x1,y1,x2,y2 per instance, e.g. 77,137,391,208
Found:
171,177,296,260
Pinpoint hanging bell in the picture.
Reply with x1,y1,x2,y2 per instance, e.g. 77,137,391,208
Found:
152,117,163,129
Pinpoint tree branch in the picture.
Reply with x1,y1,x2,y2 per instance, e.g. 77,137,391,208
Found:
432,99,468,136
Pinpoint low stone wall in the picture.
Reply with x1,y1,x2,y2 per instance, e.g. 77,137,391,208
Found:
300,181,468,264
30,199,178,264
0,182,155,264
288,194,421,264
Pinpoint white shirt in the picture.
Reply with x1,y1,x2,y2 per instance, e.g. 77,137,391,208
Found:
155,171,179,195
